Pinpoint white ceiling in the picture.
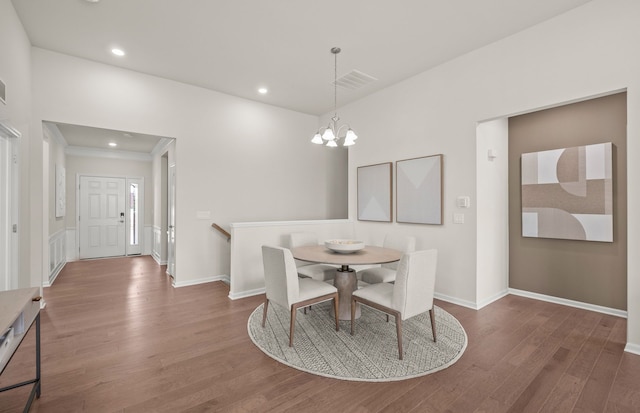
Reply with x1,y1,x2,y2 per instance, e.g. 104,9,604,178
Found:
12,0,592,117
52,123,166,153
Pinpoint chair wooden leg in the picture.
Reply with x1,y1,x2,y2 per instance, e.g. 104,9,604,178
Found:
289,306,297,347
261,298,269,327
429,308,437,342
395,315,403,360
350,298,356,335
333,295,340,331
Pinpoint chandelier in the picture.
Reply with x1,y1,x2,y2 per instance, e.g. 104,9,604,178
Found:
311,47,358,147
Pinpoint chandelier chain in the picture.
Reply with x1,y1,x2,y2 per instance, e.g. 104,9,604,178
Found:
333,48,338,119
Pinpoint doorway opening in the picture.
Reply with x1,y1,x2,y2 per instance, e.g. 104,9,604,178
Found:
0,122,20,291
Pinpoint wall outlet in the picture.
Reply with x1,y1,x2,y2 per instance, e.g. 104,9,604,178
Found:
453,213,465,224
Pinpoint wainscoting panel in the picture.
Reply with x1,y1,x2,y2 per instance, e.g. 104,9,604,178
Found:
152,226,166,265
47,229,67,286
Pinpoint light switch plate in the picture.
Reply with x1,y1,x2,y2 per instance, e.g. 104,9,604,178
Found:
456,196,470,208
453,213,465,224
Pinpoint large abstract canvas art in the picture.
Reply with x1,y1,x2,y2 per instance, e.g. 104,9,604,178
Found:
357,162,392,222
521,142,613,242
396,154,442,225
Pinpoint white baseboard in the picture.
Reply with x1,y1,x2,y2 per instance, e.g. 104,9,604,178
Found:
477,289,509,310
44,262,65,287
624,343,640,355
228,287,265,300
434,292,479,310
508,288,627,318
151,254,167,266
172,275,227,288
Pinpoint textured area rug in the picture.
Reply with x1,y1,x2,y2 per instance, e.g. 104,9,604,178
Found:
247,301,467,382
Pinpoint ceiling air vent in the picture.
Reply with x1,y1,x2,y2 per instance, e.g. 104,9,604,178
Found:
333,70,377,91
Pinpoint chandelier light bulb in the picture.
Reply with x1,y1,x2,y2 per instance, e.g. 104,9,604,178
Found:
322,128,335,141
345,129,358,141
343,138,355,146
326,140,338,147
311,133,323,144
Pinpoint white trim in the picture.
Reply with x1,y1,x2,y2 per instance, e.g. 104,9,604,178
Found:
477,289,509,310
0,122,21,139
152,254,166,266
624,343,640,356
230,219,351,228
508,288,627,318
229,286,265,300
172,275,227,288
66,145,152,162
433,292,479,310
151,138,174,157
42,122,67,147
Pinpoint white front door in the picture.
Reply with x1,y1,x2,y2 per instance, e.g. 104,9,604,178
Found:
79,176,126,259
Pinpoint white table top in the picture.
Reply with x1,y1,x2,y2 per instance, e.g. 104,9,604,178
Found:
291,245,402,266
0,287,39,334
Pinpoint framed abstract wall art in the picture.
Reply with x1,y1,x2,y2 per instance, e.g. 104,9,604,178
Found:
521,142,613,242
396,154,443,225
357,162,392,222
55,163,66,218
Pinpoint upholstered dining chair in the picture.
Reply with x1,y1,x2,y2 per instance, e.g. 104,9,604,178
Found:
357,234,416,284
261,245,339,347
288,232,338,281
351,249,437,360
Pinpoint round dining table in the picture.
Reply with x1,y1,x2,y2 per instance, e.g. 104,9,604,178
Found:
291,245,402,320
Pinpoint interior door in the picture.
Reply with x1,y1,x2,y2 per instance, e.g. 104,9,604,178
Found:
166,164,176,277
79,176,126,259
0,132,11,290
0,123,19,292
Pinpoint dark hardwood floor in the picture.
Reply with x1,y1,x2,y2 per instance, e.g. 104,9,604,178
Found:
1,256,638,412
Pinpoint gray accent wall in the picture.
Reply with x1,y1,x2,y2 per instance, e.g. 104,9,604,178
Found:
509,92,627,310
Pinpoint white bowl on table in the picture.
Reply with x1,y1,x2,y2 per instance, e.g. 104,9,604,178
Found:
324,239,365,254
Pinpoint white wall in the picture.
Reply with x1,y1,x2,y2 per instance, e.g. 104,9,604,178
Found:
476,119,509,307
343,0,640,349
229,219,353,298
0,0,33,288
29,48,347,286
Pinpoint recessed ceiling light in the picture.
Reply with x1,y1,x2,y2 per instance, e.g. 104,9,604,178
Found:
258,87,268,94
108,142,117,147
111,48,125,57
